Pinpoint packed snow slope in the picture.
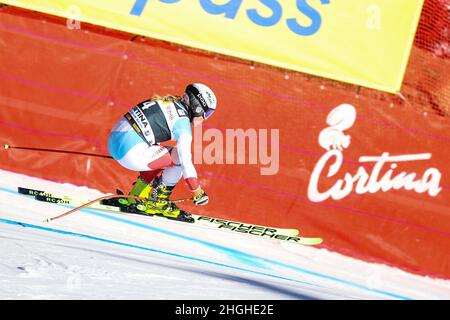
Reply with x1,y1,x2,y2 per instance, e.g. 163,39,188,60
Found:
0,169,449,300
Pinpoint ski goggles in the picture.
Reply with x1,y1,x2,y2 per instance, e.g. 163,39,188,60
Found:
203,108,215,119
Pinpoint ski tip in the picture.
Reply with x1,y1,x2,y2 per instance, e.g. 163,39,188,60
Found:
287,229,300,236
281,237,323,247
301,237,323,245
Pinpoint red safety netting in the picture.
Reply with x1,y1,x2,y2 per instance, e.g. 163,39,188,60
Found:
415,0,450,58
403,0,450,116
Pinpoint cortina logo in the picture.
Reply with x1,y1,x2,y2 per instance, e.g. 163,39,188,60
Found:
134,107,149,128
307,104,442,202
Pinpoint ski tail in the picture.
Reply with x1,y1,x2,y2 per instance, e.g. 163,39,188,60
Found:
42,194,146,222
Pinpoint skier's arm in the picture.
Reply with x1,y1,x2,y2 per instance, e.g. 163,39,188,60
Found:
172,117,209,205
176,133,198,190
177,134,209,205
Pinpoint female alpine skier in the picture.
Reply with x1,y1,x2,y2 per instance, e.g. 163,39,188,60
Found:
107,83,217,222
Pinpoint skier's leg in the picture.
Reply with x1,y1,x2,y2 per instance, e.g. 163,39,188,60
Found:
104,142,167,206
161,147,182,187
107,121,171,199
108,121,191,220
119,144,190,220
141,147,193,221
126,145,174,199
128,169,162,199
108,117,175,174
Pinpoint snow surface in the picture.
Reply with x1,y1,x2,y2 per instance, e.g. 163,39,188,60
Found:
0,169,449,300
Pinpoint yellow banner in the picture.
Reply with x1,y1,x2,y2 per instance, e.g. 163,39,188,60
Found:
2,0,424,92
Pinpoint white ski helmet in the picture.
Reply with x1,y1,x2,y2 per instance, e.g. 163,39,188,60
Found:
184,83,217,120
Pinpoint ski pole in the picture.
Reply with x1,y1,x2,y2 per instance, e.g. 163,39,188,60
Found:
3,144,113,159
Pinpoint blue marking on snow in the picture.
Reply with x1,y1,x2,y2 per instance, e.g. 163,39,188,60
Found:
0,216,317,292
0,186,412,300
0,187,271,270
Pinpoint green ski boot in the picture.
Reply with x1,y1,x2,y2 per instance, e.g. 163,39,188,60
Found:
138,176,194,223
101,176,152,210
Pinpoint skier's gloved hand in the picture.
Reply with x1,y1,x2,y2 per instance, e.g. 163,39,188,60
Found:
192,188,209,206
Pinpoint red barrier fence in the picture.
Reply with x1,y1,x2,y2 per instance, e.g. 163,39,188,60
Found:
1,5,449,279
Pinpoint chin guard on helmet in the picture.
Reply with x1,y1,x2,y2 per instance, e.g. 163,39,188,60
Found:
184,91,206,119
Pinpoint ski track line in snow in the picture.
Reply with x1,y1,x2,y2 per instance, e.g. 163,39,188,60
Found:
0,187,411,300
0,216,410,300
0,217,317,291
